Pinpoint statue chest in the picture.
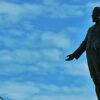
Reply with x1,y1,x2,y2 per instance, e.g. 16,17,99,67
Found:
87,27,100,49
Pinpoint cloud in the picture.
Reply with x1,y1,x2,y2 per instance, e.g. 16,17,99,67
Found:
0,49,40,64
64,61,90,76
0,2,44,23
71,0,83,2
0,2,23,16
66,27,82,33
0,81,40,100
0,1,85,24
41,49,62,61
87,2,100,8
42,0,84,18
0,81,96,100
0,28,71,50
50,4,83,18
33,95,96,100
41,31,71,49
43,0,57,5
85,2,100,14
0,48,62,75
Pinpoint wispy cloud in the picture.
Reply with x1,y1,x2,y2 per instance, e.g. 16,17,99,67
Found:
87,2,100,8
64,61,90,76
41,31,71,49
0,81,96,100
0,1,85,23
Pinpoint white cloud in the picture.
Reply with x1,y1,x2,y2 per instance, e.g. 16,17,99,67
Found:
85,2,100,15
0,64,28,75
0,49,40,64
64,61,89,76
0,81,40,100
42,31,71,49
0,48,61,75
87,2,100,9
0,2,23,16
71,0,83,2
66,27,82,33
43,0,57,5
0,48,62,64
0,28,71,49
0,81,96,100
0,33,38,49
0,50,13,63
8,29,26,36
49,4,83,18
41,49,62,61
0,1,85,23
0,2,44,23
42,0,84,18
33,95,96,100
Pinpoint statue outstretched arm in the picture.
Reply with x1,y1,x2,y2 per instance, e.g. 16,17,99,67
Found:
66,34,88,61
72,37,87,59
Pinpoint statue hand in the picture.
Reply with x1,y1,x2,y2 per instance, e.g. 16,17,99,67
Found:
65,54,74,61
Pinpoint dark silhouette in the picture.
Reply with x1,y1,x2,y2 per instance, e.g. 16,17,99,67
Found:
0,96,3,100
66,7,100,100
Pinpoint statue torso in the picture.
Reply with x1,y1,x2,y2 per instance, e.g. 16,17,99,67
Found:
87,23,100,49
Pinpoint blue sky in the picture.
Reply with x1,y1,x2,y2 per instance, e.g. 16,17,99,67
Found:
0,0,100,100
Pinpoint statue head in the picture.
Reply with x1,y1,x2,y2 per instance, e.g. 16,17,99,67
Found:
92,7,100,22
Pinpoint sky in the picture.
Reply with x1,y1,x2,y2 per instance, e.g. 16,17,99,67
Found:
0,0,100,100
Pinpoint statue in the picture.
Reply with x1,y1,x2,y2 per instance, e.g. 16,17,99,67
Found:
66,7,100,100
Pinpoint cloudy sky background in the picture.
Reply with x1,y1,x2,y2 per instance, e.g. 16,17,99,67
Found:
0,0,100,100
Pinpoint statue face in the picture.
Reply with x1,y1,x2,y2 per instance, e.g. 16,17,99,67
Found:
92,14,100,22
92,7,100,22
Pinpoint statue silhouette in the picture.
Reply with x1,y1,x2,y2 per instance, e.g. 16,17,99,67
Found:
66,7,100,100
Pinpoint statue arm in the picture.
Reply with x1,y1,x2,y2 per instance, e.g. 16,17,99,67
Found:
72,35,87,59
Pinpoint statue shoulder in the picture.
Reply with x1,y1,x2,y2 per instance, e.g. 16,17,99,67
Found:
88,25,95,32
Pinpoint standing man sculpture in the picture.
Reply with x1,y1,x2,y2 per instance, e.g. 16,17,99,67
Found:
66,7,100,100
